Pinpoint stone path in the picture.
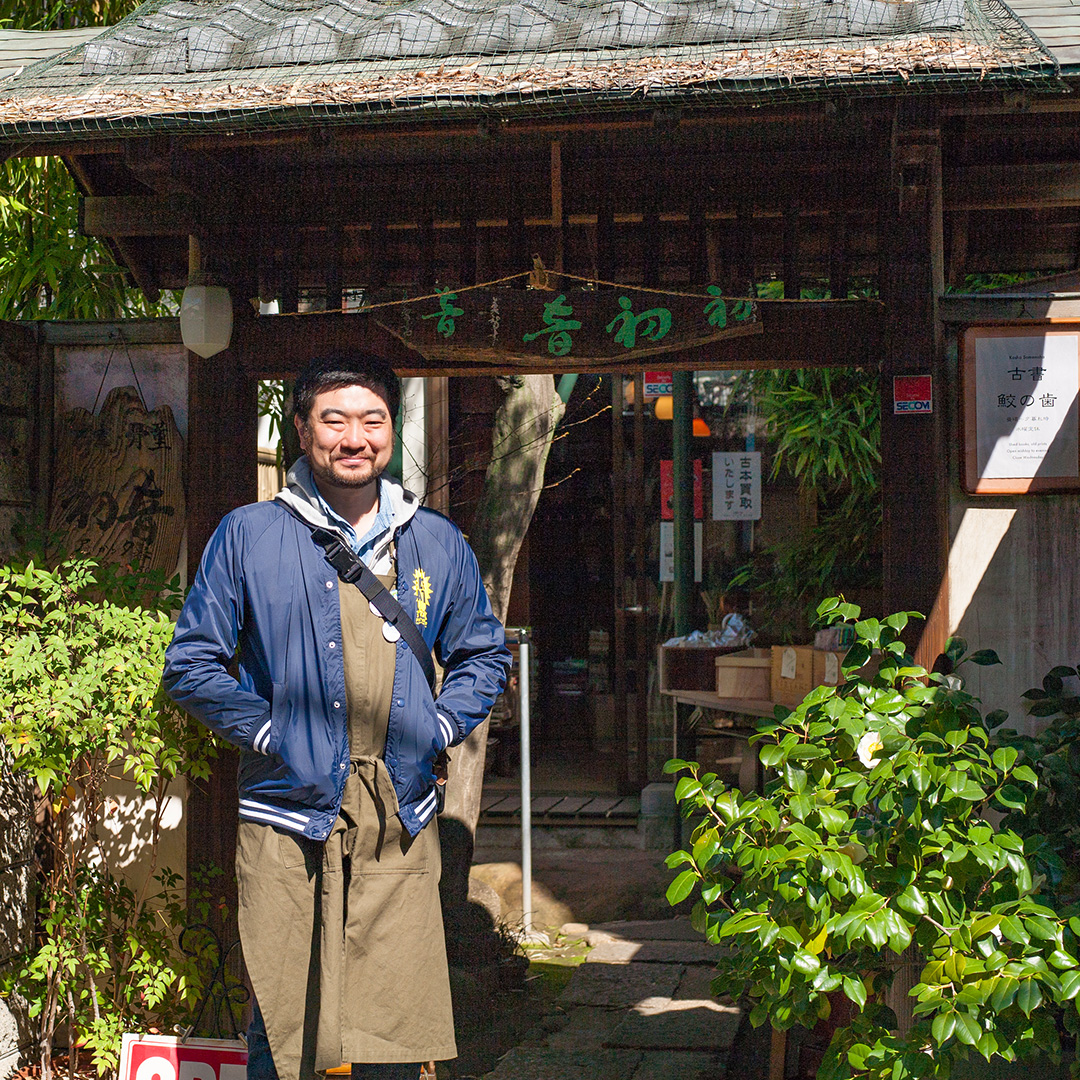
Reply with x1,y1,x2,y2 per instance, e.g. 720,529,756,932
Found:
482,918,739,1080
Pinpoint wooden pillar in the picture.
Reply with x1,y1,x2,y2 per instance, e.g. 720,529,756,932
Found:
879,103,949,669
325,222,344,313
185,294,258,928
782,205,801,300
611,375,629,794
459,193,478,288
509,164,527,285
735,208,754,296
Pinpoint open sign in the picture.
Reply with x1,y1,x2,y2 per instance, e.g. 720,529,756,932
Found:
119,1035,247,1080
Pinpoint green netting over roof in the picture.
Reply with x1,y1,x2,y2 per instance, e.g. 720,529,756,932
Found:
0,0,1062,138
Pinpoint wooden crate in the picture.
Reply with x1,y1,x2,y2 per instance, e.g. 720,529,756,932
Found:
715,648,772,699
770,645,815,706
658,644,741,693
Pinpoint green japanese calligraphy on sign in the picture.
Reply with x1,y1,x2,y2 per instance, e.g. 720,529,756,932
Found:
522,294,582,356
421,289,464,339
605,297,672,349
704,285,755,329
704,286,755,328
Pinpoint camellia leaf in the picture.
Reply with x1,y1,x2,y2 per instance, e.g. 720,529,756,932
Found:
666,870,698,906
954,1013,981,1046
1017,978,1043,1017
843,975,867,1009
931,1010,957,1045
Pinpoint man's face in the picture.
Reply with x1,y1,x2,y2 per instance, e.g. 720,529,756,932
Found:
295,383,394,491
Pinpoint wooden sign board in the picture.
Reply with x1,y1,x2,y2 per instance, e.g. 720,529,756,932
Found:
49,385,186,571
962,325,1080,494
372,286,761,367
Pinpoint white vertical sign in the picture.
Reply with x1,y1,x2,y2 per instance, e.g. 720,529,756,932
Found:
975,333,1079,479
712,451,761,520
659,522,702,583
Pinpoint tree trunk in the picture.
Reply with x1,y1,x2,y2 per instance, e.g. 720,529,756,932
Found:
439,374,565,910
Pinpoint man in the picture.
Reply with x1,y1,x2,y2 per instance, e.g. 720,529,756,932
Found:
164,354,511,1080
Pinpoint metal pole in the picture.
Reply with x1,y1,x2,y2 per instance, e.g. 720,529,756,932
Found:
518,630,533,933
672,370,695,637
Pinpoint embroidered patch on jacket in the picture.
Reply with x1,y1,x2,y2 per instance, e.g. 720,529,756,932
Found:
413,568,433,627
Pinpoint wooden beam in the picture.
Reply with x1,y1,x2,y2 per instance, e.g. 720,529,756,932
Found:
80,193,197,236
939,295,1080,322
944,163,1080,210
66,158,162,299
879,104,949,672
184,295,256,937
235,299,882,378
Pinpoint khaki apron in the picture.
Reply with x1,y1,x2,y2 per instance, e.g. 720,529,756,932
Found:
237,573,456,1079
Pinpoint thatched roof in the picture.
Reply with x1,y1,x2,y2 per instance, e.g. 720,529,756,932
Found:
0,0,1062,139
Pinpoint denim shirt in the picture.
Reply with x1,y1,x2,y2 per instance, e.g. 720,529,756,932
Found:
312,477,395,562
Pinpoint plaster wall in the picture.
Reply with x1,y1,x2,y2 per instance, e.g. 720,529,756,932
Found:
947,495,1080,733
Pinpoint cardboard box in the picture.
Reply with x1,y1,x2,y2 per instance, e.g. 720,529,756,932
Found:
770,645,815,706
812,649,883,688
715,648,772,700
813,649,848,687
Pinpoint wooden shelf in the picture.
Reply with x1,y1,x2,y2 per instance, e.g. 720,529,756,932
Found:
658,688,777,719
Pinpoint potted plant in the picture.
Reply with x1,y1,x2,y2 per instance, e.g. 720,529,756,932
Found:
666,598,1080,1080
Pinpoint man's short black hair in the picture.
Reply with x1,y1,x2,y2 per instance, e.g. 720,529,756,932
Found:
292,353,401,427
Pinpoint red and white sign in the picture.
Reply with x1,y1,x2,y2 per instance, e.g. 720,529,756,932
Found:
643,370,673,400
660,459,703,520
893,374,933,414
118,1034,247,1080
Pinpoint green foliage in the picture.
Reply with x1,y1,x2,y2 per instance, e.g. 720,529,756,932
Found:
0,0,142,30
0,1,174,320
0,156,176,321
728,370,881,637
666,598,1080,1080
992,664,1080,911
0,557,217,1077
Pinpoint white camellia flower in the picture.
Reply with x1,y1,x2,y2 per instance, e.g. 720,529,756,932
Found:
856,730,884,768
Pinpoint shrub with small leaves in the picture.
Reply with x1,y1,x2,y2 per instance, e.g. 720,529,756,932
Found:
666,598,1080,1080
0,557,217,1079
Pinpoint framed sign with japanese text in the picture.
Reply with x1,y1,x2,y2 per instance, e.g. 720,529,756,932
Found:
962,326,1080,494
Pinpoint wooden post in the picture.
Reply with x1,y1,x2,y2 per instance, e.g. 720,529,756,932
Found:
459,193,478,289
551,140,564,275
735,208,754,296
633,373,649,789
611,375,629,794
783,205,801,300
672,371,694,637
185,292,258,927
325,222,344,313
879,103,949,670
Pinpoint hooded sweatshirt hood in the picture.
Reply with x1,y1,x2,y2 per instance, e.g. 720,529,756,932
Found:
274,456,420,575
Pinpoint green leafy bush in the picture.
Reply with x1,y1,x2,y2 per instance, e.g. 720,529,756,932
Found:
0,557,217,1078
666,598,1080,1079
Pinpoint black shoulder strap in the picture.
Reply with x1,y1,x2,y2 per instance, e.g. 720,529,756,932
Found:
305,521,437,693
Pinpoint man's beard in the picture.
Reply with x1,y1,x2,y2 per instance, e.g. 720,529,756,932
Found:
309,454,386,490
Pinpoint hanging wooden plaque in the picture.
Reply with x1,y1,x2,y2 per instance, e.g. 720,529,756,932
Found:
49,385,186,573
371,286,761,367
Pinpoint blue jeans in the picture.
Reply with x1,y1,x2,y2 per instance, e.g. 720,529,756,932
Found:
246,998,422,1080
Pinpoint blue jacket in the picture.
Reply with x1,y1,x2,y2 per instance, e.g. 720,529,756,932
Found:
163,483,510,839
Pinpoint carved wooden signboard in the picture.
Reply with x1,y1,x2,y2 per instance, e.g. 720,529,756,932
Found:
49,386,185,573
372,286,762,367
